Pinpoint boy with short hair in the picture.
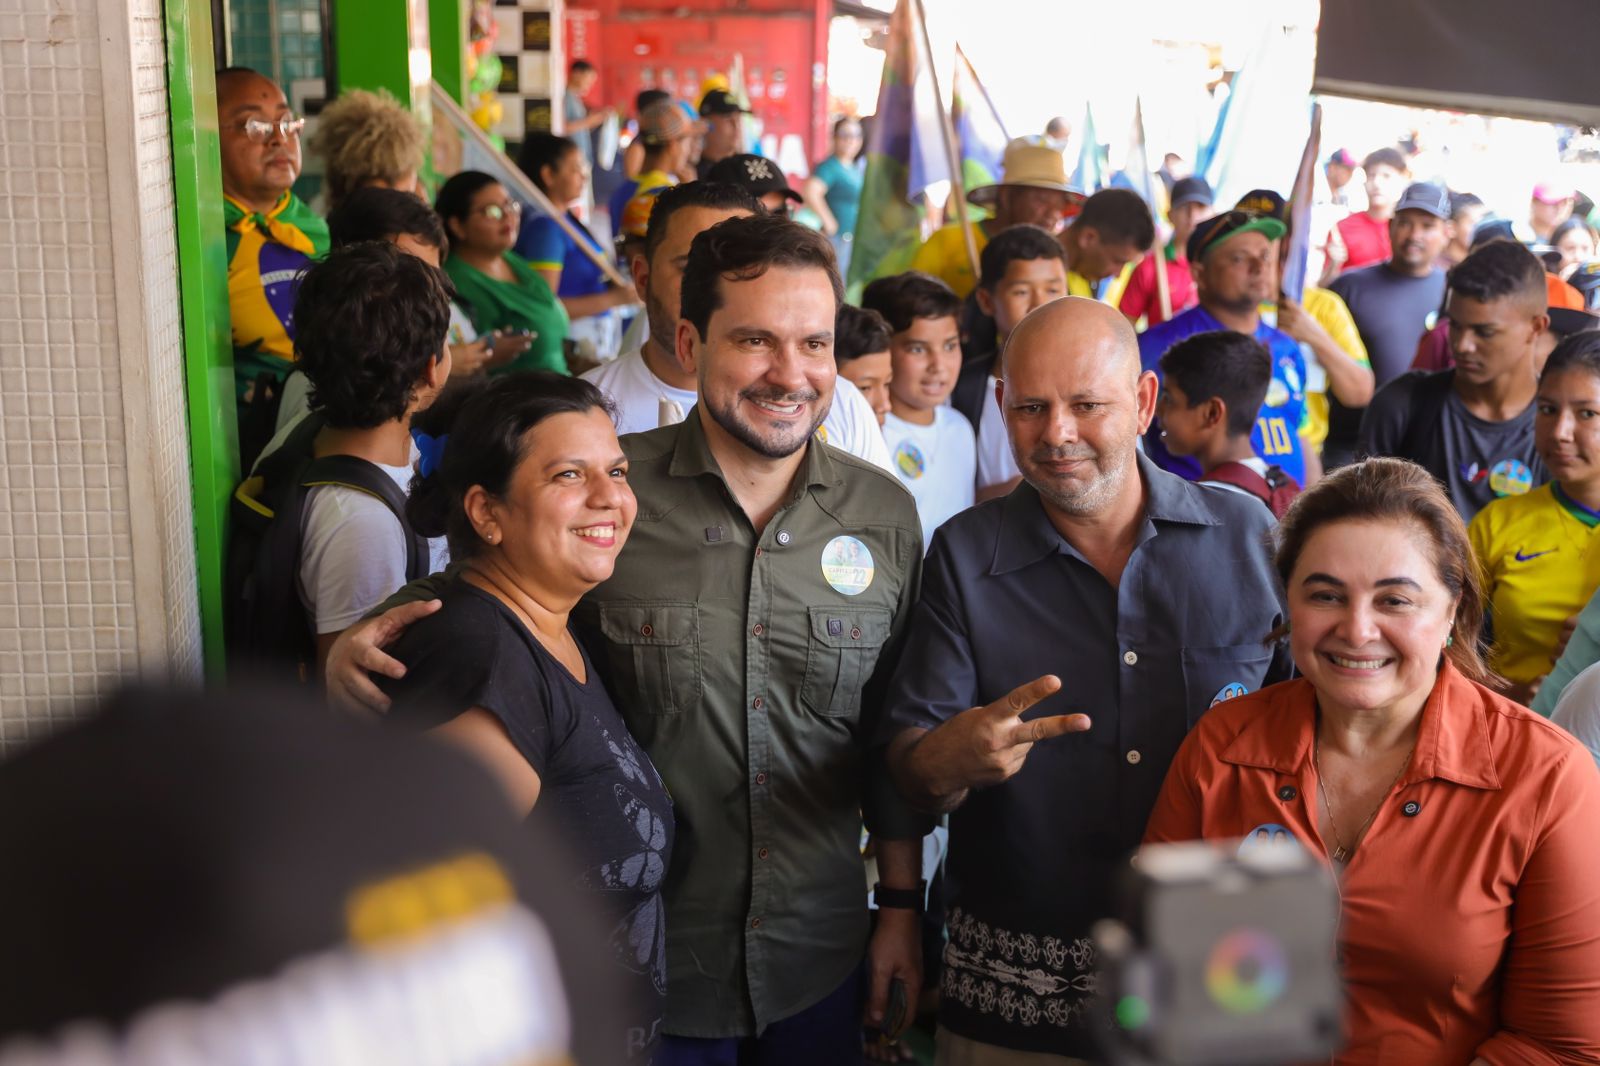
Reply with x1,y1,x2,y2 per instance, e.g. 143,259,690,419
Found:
960,224,1069,500
834,304,894,427
1157,329,1303,517
862,271,974,548
292,241,453,662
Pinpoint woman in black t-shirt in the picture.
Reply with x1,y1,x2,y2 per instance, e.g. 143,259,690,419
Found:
379,374,673,1060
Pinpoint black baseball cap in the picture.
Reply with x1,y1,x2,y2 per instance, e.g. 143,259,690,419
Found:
699,88,751,117
1170,176,1213,209
1394,181,1451,220
1567,258,1600,310
0,684,619,1059
1235,188,1288,224
1187,209,1287,263
706,153,803,203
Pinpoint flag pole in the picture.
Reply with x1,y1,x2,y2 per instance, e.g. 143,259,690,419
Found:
1136,98,1173,322
912,0,980,287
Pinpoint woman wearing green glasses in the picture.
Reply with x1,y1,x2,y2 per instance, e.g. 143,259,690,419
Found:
436,171,570,376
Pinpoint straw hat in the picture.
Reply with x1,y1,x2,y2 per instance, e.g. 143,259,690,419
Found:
967,142,1085,207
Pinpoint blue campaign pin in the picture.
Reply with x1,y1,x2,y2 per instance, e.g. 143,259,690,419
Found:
1237,823,1297,856
893,441,926,480
827,618,843,637
705,526,724,543
1489,459,1533,497
1211,682,1249,707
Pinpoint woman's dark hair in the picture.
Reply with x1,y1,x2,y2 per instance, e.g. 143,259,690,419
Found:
1158,330,1272,438
978,223,1065,294
407,373,615,560
434,170,500,243
518,133,580,195
860,271,961,334
1541,328,1600,382
679,213,842,340
329,186,448,253
292,242,451,429
1550,217,1596,250
835,304,892,365
1269,458,1491,683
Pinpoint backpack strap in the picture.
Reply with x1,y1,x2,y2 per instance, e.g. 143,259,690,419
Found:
298,456,429,580
1203,461,1273,504
1395,370,1455,463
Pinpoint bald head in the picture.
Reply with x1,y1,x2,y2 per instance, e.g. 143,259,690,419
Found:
997,297,1156,520
1002,296,1141,391
216,67,301,208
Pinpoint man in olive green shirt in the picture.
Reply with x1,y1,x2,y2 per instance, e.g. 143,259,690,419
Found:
327,214,929,1058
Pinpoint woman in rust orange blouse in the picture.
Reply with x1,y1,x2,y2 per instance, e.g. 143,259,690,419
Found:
1145,458,1600,1065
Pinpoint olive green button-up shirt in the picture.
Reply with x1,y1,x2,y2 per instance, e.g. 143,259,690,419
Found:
576,410,926,1038
377,409,927,1038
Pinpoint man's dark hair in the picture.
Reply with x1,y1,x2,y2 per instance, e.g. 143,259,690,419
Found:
293,242,451,430
1449,191,1484,219
860,271,961,334
642,180,762,266
635,88,670,115
679,214,842,340
434,170,500,238
1362,147,1407,174
1448,239,1547,308
835,305,892,365
407,374,613,561
979,224,1065,293
518,133,581,194
569,60,596,76
1158,330,1272,439
1541,328,1600,383
1075,188,1156,251
328,186,447,252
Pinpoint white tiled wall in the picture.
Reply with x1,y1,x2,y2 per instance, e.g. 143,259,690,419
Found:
0,0,202,750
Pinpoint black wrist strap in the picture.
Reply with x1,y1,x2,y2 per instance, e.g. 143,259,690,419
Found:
873,881,927,911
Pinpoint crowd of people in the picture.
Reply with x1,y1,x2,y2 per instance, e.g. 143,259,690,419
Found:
170,55,1600,1066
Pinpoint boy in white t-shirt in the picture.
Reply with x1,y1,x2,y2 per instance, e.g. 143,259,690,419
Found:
291,241,453,668
969,224,1071,502
862,271,974,549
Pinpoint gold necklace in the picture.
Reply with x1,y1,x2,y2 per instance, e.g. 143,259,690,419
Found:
1313,738,1413,864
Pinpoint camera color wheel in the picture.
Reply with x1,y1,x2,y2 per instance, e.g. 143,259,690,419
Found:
1204,928,1288,1014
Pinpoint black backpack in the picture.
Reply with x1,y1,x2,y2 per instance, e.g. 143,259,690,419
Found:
225,413,429,682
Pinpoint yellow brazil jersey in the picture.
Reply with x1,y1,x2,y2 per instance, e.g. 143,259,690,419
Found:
1299,286,1369,451
910,222,990,298
1470,482,1600,684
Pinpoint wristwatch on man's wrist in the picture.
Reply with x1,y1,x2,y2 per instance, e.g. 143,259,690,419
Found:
872,881,927,911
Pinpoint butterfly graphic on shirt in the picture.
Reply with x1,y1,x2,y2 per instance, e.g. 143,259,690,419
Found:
584,783,671,990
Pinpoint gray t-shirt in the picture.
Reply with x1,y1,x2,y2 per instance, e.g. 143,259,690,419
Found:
1326,263,1447,463
1358,368,1547,522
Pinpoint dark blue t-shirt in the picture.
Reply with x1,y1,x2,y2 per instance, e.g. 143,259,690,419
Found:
381,579,674,1060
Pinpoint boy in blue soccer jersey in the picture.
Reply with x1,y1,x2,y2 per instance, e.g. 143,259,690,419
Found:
1138,210,1317,486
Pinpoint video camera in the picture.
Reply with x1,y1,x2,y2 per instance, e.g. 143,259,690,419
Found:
1093,839,1342,1066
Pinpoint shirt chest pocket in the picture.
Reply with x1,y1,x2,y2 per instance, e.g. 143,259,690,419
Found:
598,602,702,717
1181,643,1275,725
800,606,894,720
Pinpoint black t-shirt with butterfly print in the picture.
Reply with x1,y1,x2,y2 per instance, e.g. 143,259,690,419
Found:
381,577,675,1061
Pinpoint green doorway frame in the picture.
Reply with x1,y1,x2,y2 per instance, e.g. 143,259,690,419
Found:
166,0,235,677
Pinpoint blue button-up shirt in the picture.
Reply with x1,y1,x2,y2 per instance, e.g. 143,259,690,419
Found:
884,456,1290,1056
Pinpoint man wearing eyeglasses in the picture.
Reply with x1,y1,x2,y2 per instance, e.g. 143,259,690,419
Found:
217,66,330,467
